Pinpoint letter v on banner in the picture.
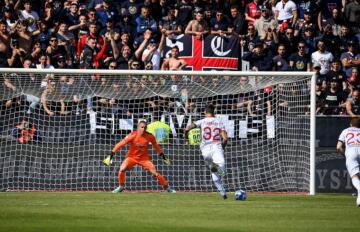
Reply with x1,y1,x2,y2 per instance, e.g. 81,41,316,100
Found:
181,35,239,71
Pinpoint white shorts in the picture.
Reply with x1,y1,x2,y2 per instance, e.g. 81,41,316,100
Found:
201,143,225,167
345,151,360,177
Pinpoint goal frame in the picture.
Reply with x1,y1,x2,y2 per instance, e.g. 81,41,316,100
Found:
0,68,316,195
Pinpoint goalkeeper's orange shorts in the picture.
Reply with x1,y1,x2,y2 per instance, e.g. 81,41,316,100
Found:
121,157,156,171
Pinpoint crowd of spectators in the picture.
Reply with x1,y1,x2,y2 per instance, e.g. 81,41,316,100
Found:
0,0,359,116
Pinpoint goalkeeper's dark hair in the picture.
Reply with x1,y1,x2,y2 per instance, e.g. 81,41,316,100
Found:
350,117,360,128
205,104,215,115
138,120,147,126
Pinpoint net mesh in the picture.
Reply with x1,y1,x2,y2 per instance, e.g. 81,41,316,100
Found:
0,70,312,192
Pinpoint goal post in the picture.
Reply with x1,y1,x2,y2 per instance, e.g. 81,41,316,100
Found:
0,68,316,194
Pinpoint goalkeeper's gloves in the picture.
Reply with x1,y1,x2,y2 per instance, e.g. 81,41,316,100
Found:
221,140,228,150
102,152,115,166
159,152,171,165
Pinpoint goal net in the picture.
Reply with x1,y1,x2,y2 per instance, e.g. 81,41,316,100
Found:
0,69,314,193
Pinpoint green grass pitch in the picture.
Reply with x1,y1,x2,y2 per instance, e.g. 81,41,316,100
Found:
0,192,359,232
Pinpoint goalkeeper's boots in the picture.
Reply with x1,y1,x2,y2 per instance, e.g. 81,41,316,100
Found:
357,196,360,207
167,186,176,193
112,186,125,193
222,194,228,200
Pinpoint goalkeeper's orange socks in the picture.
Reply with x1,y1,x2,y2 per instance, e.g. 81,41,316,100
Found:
117,171,174,192
118,171,126,186
156,174,168,189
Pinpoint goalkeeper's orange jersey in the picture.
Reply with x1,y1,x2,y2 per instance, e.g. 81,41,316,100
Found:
112,131,162,160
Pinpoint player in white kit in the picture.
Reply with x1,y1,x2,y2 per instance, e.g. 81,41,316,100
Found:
337,117,360,207
185,104,228,199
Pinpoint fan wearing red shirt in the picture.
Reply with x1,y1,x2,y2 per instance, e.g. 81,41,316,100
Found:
77,23,105,55
245,0,262,26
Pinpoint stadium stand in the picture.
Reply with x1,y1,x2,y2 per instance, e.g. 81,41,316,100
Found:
0,0,359,115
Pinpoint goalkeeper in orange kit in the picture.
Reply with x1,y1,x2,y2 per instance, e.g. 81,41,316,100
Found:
103,120,176,193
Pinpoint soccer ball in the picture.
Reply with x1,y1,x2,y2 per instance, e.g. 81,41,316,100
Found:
234,190,247,201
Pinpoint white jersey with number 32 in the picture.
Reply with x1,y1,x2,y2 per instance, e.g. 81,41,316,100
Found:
195,117,225,148
338,127,360,151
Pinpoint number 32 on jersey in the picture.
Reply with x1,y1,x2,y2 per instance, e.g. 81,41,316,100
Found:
202,127,221,141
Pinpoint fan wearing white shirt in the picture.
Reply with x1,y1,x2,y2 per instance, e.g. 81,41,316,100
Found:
275,0,298,27
311,39,334,75
17,0,39,33
185,104,229,199
141,32,166,70
141,39,161,70
337,117,360,207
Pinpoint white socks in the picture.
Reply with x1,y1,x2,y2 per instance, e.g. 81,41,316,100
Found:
351,176,360,195
212,173,226,196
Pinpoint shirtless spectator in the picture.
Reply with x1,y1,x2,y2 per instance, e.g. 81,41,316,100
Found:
0,20,10,55
11,20,32,53
185,10,209,40
161,46,187,70
40,81,55,116
7,39,25,68
41,81,67,116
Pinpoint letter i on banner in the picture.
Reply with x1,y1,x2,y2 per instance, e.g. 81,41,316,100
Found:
225,120,235,138
176,115,185,128
169,114,177,137
266,115,275,139
239,116,248,139
89,111,97,134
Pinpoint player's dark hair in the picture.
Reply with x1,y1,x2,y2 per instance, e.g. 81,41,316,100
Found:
350,117,360,128
205,104,215,115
